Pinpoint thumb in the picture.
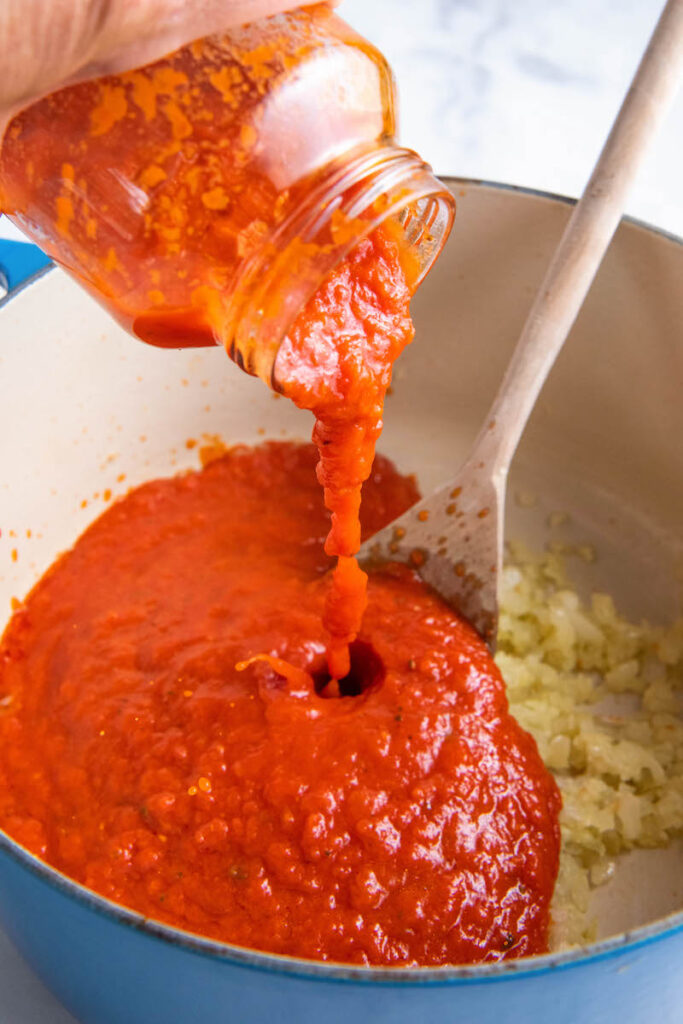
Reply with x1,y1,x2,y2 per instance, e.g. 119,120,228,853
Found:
0,1,326,131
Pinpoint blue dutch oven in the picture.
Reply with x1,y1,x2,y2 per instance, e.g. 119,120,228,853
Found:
0,180,682,1023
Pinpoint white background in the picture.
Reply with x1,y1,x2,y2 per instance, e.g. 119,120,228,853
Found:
0,0,680,1020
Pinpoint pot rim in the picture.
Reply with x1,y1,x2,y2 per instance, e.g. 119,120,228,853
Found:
0,177,681,986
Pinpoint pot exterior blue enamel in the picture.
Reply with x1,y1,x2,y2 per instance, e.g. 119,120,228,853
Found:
0,238,51,297
0,840,682,1024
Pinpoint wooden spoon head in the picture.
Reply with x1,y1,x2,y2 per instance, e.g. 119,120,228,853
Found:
359,465,504,649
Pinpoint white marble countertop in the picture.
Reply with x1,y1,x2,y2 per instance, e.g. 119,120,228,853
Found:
346,0,682,235
0,1,680,1020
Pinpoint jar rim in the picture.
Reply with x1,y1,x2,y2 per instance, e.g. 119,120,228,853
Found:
226,143,455,387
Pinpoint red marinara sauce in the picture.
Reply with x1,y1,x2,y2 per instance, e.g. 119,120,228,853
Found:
0,442,560,965
277,226,414,683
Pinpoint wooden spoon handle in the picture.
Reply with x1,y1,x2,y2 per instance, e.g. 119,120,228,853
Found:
480,0,683,476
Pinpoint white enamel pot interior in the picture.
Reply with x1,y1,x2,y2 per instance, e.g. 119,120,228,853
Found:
0,179,681,1023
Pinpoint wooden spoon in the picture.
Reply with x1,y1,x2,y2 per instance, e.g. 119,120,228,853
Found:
360,0,683,647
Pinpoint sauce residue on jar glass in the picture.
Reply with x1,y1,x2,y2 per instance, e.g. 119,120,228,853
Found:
0,441,561,965
0,4,453,383
1,9,396,350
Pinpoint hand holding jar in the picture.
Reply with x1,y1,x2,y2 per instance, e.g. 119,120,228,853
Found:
0,0,312,134
0,2,453,384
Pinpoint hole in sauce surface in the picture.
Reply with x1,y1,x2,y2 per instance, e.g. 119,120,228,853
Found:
313,639,385,697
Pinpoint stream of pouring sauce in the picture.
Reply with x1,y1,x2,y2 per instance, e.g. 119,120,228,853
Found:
276,226,413,683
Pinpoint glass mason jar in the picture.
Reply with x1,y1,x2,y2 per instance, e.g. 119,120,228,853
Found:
0,4,454,387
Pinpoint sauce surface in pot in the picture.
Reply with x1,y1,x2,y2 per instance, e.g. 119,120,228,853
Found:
0,441,560,965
